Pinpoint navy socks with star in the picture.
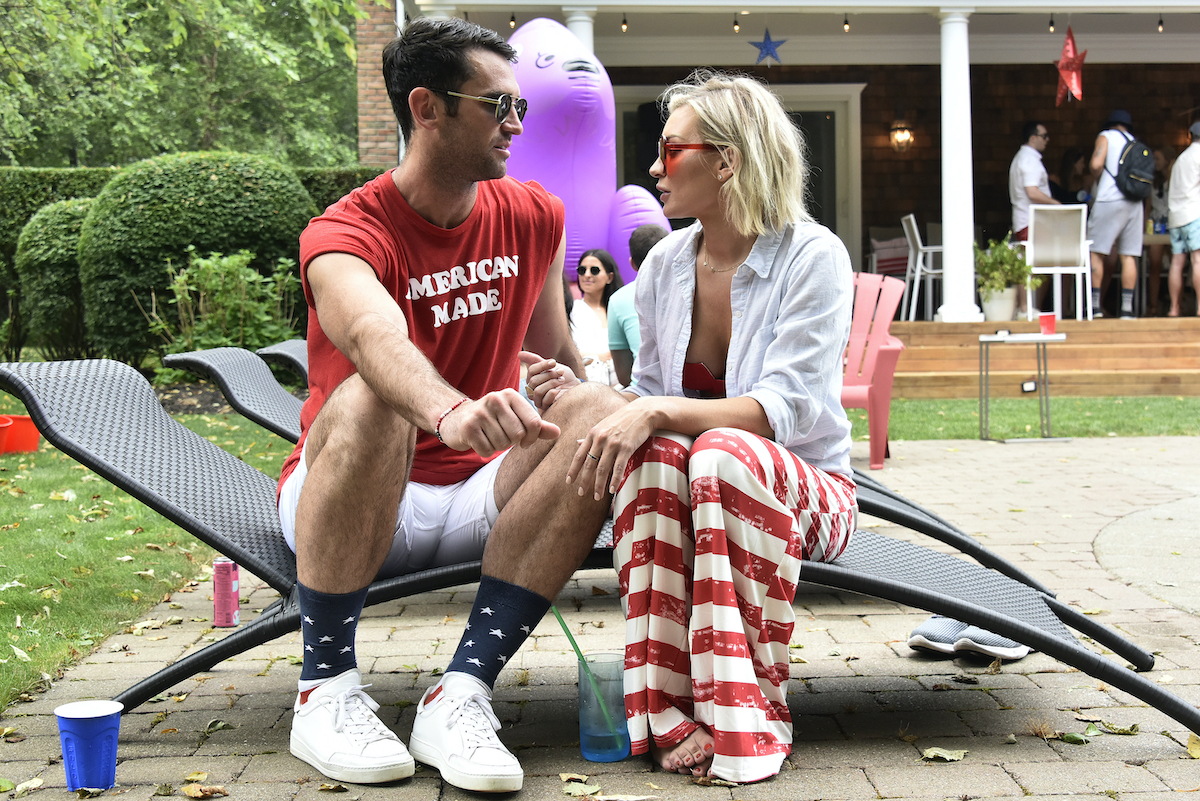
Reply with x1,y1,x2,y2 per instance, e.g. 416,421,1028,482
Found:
446,575,550,688
297,582,369,684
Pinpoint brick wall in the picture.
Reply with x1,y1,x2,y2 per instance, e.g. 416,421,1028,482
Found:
357,1,399,167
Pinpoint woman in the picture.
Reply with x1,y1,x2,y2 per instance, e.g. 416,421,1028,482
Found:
571,248,623,385
1146,146,1175,316
527,71,857,783
1050,147,1088,204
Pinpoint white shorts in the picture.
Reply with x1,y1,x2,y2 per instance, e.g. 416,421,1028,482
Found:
279,439,509,579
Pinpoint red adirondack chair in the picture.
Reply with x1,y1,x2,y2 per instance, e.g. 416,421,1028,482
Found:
842,272,905,470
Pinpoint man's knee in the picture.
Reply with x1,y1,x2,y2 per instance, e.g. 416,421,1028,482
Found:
307,374,416,468
545,381,625,428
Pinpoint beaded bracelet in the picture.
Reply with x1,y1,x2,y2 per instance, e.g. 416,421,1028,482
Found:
434,397,470,444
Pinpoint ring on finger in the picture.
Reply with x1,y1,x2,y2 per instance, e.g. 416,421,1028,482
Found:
587,452,600,461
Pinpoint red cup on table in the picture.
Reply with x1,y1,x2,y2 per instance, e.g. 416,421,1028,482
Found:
1039,312,1056,335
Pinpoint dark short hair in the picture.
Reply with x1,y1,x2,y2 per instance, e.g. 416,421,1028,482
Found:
383,17,516,145
578,248,624,308
1021,121,1045,144
628,224,670,268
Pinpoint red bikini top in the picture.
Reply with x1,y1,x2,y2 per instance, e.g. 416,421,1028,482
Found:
682,362,727,400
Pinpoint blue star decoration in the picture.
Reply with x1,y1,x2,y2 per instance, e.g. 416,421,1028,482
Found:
751,28,785,65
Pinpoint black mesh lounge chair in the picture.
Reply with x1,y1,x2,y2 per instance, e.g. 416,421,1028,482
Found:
256,339,309,382
2,359,1198,734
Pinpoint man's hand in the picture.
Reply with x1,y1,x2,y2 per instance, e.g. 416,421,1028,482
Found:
520,350,581,413
438,389,559,456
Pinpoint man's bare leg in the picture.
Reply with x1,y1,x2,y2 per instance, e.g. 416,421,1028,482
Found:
1090,251,1107,316
1168,252,1187,316
288,375,418,784
1192,250,1200,315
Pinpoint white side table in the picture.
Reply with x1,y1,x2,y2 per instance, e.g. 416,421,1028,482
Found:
978,332,1070,442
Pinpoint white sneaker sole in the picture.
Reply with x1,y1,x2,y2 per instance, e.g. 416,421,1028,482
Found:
291,734,415,784
906,634,957,655
409,735,523,793
953,638,1031,661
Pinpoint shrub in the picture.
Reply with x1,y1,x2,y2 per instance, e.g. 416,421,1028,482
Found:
0,167,117,358
14,198,96,360
144,247,299,383
293,166,387,214
77,152,316,365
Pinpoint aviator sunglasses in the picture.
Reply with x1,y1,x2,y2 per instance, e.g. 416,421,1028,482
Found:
577,264,606,276
432,89,528,123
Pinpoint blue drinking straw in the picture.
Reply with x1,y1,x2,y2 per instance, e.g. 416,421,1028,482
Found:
550,605,623,745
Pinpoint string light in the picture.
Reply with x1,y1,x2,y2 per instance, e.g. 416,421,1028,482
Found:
509,13,516,29
733,14,740,34
1048,14,1055,33
843,14,850,33
1158,14,1164,32
621,13,628,33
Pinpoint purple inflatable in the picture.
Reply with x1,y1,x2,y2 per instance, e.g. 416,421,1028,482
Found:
505,18,669,283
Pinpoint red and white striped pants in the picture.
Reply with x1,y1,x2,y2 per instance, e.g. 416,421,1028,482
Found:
613,428,857,783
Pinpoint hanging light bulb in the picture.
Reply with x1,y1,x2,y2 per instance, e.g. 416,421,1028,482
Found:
621,14,628,33
1158,14,1164,32
733,14,740,34
509,13,516,29
1048,14,1055,33
843,14,850,33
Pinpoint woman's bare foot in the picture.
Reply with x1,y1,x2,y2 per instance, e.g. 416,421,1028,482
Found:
650,726,715,776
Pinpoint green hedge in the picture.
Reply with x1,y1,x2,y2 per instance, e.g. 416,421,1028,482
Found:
15,199,95,361
0,167,117,357
293,166,387,214
77,152,317,365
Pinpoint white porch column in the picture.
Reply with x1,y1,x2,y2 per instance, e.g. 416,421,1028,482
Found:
937,9,983,322
563,6,597,53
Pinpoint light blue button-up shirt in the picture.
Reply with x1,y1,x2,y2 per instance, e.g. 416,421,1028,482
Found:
627,219,854,477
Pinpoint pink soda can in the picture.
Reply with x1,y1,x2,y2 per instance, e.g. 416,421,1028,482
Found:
213,557,240,627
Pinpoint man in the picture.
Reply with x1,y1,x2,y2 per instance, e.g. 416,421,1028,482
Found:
607,223,669,387
1009,120,1059,242
278,18,622,793
1088,109,1145,319
1167,120,1200,317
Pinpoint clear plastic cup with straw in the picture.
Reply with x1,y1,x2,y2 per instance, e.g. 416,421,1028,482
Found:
552,606,630,761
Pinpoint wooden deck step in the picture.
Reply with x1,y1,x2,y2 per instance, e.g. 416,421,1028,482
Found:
889,318,1200,398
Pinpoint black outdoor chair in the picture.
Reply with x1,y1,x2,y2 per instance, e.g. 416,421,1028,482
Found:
2,357,1197,735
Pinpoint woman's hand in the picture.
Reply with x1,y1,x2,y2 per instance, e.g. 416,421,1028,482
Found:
567,398,660,501
520,350,581,413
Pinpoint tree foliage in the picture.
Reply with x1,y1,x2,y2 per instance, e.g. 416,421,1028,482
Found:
1,0,368,167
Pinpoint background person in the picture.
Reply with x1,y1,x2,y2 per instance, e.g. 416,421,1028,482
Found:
1050,146,1088,204
1167,122,1200,317
1145,145,1176,315
528,70,857,784
571,248,623,385
608,223,670,387
1088,109,1144,319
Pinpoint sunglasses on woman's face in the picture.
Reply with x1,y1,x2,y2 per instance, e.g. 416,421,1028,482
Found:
577,264,605,276
658,136,718,165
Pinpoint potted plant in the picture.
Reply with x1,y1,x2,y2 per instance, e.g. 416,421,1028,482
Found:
974,233,1041,322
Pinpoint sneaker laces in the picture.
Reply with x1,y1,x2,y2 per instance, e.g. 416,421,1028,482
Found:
329,683,396,742
439,691,504,751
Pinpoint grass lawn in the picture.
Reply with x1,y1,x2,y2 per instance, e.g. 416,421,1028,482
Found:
2,386,1199,711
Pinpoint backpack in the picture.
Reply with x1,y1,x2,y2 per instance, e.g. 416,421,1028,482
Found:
1107,131,1155,200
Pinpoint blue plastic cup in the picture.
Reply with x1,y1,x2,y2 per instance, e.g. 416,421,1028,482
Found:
578,653,630,762
55,700,123,791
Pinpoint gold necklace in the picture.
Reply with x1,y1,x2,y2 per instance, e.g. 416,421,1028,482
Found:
700,241,737,274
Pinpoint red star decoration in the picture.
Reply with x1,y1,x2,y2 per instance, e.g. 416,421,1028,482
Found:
1054,27,1086,106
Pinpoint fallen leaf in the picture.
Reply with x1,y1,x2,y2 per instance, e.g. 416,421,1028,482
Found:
788,654,807,664
560,774,590,782
318,783,348,792
921,747,968,761
0,727,15,737
14,777,44,797
1099,720,1139,736
1004,734,1017,744
5,733,27,743
692,776,739,786
163,616,184,626
146,543,164,551
1071,712,1103,722
1081,608,1106,616
184,772,209,783
204,719,235,734
0,778,14,792
153,785,174,796
563,783,601,796
116,555,134,562
181,784,229,798
595,796,659,800
75,789,107,798
1084,723,1103,737
1060,732,1090,745
953,675,979,685
646,784,662,790
10,645,30,662
172,693,189,702
591,586,610,596
159,728,179,734
1188,732,1200,758
286,655,303,665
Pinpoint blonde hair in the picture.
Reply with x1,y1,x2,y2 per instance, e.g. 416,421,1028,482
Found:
661,70,810,237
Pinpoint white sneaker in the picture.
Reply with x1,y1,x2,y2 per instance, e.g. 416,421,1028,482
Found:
291,668,415,784
408,672,523,793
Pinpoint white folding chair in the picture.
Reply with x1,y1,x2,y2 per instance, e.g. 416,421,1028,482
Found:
900,214,943,321
1024,204,1092,321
